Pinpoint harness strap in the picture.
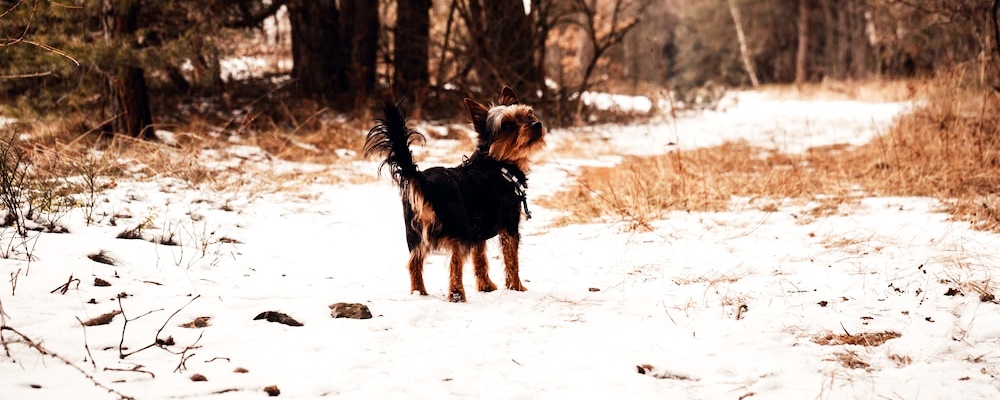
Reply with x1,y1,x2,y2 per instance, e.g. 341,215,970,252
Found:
499,166,532,220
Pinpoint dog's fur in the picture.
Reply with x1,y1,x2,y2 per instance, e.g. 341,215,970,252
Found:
364,87,546,302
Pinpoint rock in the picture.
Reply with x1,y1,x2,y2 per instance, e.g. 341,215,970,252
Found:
329,303,372,319
253,311,303,326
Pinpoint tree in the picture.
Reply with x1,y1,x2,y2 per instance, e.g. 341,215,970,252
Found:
395,0,431,113
102,0,154,139
344,0,379,104
286,0,347,98
795,0,809,86
460,0,542,96
566,0,648,121
727,0,759,87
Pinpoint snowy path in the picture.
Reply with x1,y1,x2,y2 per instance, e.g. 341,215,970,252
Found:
2,93,999,399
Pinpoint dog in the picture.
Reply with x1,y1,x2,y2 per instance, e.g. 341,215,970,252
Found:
364,87,546,302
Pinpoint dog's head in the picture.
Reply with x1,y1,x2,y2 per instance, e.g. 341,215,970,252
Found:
464,87,546,171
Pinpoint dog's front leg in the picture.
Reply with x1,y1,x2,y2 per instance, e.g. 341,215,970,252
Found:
472,241,497,292
408,248,428,295
499,231,527,291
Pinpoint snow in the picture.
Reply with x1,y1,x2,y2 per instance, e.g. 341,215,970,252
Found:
581,91,654,113
3,92,1000,399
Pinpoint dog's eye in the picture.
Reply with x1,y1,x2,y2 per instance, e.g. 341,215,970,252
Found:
501,122,515,132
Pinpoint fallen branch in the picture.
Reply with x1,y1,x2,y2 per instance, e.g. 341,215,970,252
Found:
74,317,98,369
118,295,201,363
0,325,134,399
50,274,80,294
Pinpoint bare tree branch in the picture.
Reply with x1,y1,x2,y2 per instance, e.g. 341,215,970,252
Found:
0,325,135,400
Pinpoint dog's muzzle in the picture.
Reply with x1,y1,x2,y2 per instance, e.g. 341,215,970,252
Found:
530,121,545,140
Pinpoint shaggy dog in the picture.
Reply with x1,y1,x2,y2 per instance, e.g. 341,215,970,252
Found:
364,87,546,302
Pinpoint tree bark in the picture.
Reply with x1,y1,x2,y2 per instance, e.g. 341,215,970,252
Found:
795,0,809,86
483,0,541,94
394,0,431,112
345,0,378,96
727,0,759,87
287,0,346,98
993,0,999,59
103,0,155,139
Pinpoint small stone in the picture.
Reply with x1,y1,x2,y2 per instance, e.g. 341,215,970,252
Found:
329,303,372,319
253,311,303,326
190,373,207,382
263,385,280,396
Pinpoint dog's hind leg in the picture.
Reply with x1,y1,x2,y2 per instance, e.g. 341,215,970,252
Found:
499,231,527,292
408,247,428,296
447,243,471,302
472,241,497,292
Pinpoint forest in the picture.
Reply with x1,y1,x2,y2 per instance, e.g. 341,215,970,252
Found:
2,1,1000,399
2,0,996,135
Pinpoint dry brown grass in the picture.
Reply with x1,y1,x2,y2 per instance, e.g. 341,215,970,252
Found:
5,108,372,204
249,121,366,165
814,331,901,347
542,65,1000,232
539,140,862,227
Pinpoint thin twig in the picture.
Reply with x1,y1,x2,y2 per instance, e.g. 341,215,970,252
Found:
50,274,80,294
1,326,134,400
103,366,155,379
118,295,201,359
74,317,98,369
117,297,163,359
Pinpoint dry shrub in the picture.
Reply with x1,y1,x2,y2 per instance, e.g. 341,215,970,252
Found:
544,64,1000,232
250,121,365,164
829,350,871,370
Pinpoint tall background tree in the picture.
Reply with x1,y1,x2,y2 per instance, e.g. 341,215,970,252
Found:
394,0,431,114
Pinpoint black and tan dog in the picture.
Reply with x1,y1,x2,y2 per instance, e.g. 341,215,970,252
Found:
364,87,546,302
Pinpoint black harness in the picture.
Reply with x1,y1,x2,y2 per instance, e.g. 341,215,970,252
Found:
499,165,531,220
463,153,532,220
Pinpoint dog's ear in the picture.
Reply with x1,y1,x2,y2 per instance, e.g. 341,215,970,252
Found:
464,98,489,132
498,86,519,106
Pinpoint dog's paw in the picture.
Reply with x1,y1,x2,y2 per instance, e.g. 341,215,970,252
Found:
449,290,466,302
478,280,498,292
506,282,527,292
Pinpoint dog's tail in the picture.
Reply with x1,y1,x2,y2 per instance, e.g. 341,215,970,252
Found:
364,102,424,185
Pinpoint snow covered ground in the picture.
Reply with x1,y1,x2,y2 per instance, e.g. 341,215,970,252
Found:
2,92,999,399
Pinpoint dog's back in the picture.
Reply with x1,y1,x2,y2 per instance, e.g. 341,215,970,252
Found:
403,154,525,250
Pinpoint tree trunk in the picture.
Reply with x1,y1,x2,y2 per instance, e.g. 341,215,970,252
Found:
103,0,155,139
394,0,431,113
345,0,378,96
993,0,999,59
795,0,809,86
344,0,378,113
727,0,759,87
483,0,541,94
109,67,155,139
287,0,346,98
